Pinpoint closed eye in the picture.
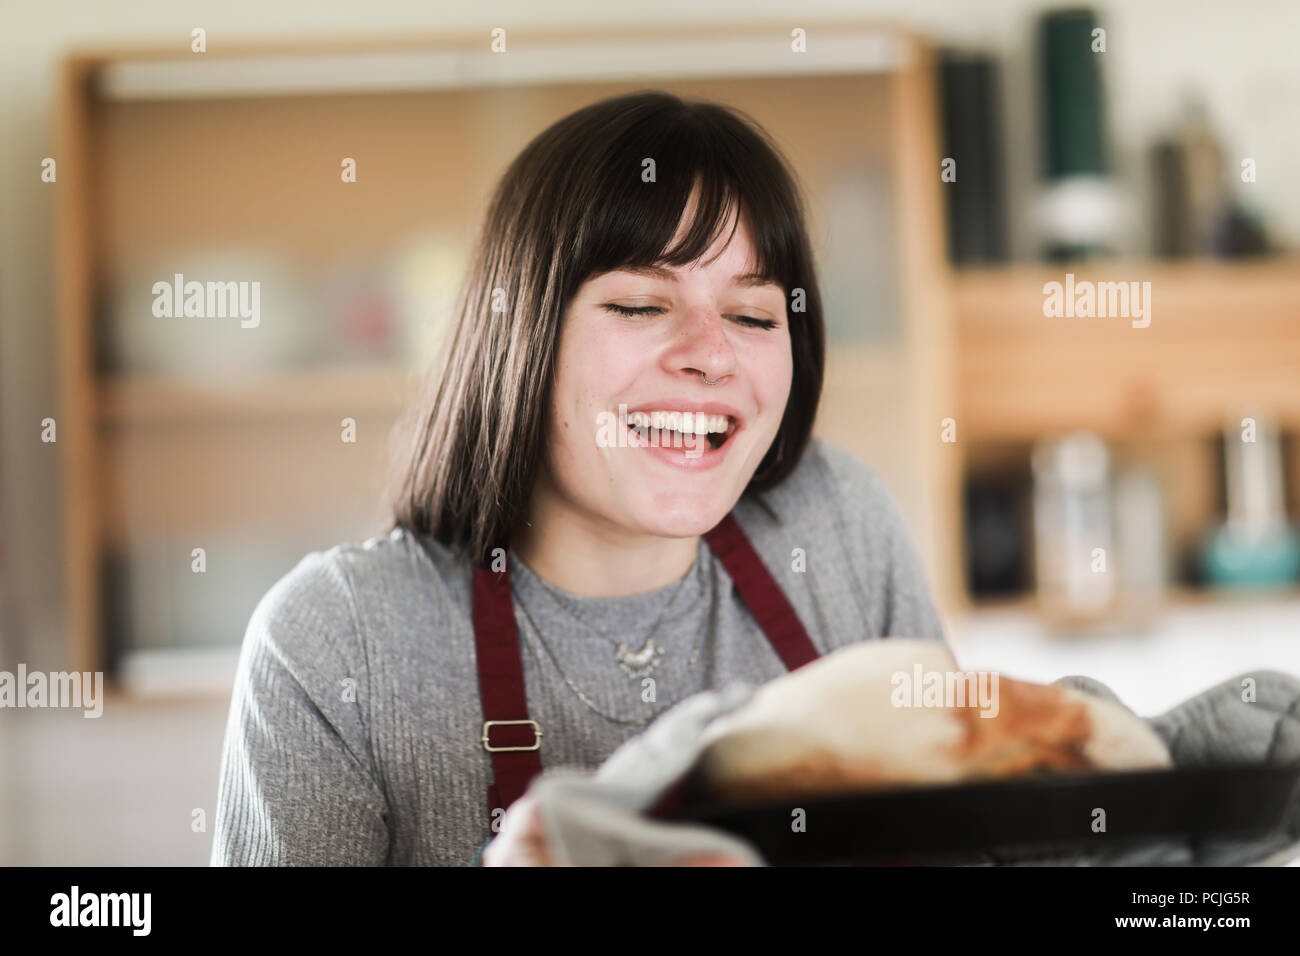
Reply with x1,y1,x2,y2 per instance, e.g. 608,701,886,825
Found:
603,304,664,318
602,303,779,330
729,315,779,330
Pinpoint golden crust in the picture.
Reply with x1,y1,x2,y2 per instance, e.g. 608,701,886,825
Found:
950,676,1094,778
688,641,1168,806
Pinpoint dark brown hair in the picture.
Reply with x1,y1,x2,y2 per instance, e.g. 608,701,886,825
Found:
388,90,825,564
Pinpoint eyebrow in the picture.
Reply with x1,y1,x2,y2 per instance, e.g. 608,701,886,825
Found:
615,264,780,288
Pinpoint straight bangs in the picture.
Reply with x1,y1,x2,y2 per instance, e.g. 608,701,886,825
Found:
561,102,808,310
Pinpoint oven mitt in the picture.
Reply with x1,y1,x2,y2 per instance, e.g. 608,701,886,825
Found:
527,681,767,866
525,670,1300,867
1004,669,1300,867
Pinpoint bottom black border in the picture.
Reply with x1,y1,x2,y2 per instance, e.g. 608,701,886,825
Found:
3,864,1291,941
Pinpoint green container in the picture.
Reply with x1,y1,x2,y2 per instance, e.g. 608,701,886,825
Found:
1038,8,1110,179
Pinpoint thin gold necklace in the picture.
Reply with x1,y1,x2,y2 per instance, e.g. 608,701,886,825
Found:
513,568,715,726
513,548,697,679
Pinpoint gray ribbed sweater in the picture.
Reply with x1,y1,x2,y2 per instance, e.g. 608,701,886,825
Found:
209,437,946,866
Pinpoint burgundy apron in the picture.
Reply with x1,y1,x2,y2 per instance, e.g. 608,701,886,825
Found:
472,512,821,833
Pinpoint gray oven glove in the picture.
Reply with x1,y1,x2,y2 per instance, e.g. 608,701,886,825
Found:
994,669,1300,867
527,670,1300,867
529,681,767,866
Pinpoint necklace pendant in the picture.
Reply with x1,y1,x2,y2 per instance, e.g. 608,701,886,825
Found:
615,639,663,679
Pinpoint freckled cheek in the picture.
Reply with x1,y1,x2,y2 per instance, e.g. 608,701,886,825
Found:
742,339,794,422
575,341,644,418
551,385,600,459
553,345,593,416
563,323,638,388
600,339,646,381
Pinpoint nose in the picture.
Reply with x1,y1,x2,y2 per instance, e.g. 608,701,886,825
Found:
664,303,738,386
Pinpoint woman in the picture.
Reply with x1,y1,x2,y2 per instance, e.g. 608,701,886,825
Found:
210,90,946,867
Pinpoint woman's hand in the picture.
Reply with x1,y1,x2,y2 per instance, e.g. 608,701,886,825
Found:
481,794,555,866
480,793,747,867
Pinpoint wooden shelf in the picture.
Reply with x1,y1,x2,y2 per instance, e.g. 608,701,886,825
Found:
966,583,1300,613
949,257,1300,620
953,257,1300,442
98,364,419,425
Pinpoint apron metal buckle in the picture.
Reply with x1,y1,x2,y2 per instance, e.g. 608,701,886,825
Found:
481,719,543,752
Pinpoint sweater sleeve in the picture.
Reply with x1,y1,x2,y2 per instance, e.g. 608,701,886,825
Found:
874,473,947,642
210,550,391,865
816,440,948,643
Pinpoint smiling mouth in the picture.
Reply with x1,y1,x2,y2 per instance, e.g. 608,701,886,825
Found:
625,410,737,451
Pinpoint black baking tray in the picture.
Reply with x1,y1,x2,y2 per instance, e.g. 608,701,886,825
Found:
654,763,1300,865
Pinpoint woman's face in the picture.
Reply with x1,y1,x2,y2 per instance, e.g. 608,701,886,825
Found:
539,214,794,541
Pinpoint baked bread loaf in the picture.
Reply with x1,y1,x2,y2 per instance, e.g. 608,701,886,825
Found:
688,638,1171,804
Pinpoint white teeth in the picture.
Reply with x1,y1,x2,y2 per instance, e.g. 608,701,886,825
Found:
625,410,732,434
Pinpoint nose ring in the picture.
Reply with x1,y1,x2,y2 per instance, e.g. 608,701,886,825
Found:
701,372,722,386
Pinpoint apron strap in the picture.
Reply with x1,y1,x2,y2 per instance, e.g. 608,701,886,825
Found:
473,511,820,834
472,562,544,829
702,512,820,671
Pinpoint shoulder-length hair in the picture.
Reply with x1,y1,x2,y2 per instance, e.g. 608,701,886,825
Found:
388,90,825,565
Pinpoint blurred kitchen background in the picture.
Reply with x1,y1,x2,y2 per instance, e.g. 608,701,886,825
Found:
1,1,1298,865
